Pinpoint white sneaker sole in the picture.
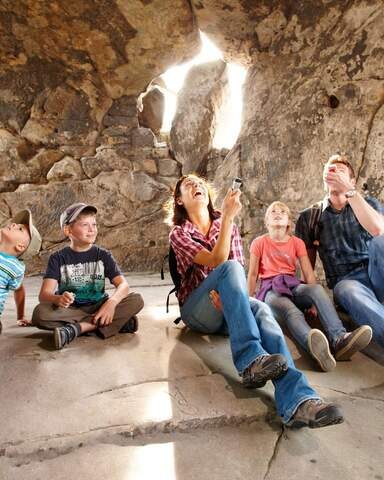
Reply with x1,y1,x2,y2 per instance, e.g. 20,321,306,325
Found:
308,329,336,372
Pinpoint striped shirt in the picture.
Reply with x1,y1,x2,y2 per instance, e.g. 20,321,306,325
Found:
0,252,25,316
170,211,244,306
295,195,384,288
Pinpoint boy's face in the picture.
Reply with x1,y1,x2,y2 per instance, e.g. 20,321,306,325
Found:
0,223,31,254
65,214,97,245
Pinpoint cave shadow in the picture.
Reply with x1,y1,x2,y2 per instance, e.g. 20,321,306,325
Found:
171,325,277,413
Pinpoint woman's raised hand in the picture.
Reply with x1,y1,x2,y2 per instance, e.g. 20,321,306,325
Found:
222,188,242,221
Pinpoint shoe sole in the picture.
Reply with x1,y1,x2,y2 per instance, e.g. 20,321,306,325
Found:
308,329,336,372
54,328,63,350
288,406,344,429
120,315,139,334
243,359,288,389
335,326,373,361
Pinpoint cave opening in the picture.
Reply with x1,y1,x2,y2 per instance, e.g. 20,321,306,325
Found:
160,32,247,149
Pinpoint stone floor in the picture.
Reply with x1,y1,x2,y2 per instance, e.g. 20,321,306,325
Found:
0,274,383,480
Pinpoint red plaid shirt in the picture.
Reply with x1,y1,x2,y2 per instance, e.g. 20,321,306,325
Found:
169,212,244,306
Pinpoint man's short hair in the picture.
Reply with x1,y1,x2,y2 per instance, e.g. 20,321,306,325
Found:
325,153,356,179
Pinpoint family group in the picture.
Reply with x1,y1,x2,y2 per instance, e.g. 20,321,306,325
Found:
1,153,383,430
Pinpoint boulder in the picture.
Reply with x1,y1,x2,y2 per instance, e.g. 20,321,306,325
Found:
157,158,180,177
170,60,229,174
47,156,84,182
138,86,165,135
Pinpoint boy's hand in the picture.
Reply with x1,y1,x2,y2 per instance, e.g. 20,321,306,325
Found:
17,317,32,327
93,298,117,326
56,292,75,308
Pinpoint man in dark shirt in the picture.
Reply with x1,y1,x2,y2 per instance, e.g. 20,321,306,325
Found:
296,154,384,349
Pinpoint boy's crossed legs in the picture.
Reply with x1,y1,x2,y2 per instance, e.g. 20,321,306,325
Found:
32,292,144,348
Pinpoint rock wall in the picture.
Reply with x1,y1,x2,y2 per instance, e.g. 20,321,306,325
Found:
209,0,384,252
0,0,198,273
1,0,383,273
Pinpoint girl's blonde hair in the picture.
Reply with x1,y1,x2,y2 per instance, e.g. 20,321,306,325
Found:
264,201,293,235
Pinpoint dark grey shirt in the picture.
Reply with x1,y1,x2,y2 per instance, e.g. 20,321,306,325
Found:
45,245,121,306
295,196,384,289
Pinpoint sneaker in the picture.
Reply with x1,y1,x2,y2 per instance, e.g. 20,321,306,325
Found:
287,399,344,429
307,329,336,372
241,353,288,388
334,325,372,361
119,315,139,334
54,324,78,350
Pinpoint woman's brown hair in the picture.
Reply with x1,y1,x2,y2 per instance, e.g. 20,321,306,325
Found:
164,174,217,226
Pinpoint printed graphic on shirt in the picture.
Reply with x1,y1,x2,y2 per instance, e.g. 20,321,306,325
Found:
58,260,106,305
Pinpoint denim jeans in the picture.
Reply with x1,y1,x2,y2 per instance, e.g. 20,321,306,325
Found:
180,260,318,423
333,235,384,347
265,283,346,351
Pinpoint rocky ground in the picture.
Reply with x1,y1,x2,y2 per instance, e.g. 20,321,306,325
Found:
0,274,383,480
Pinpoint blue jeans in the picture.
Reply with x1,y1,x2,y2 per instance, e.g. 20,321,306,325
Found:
333,235,384,347
180,260,318,423
265,283,346,351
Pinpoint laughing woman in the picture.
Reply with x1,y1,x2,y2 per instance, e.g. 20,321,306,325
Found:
165,174,344,429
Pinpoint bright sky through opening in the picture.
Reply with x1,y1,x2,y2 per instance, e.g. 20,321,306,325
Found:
161,32,247,149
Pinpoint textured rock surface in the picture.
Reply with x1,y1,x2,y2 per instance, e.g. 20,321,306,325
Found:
0,1,383,273
170,60,229,174
138,86,165,136
46,156,84,182
210,1,384,252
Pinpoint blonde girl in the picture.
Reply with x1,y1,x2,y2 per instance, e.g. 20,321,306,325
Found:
248,201,372,372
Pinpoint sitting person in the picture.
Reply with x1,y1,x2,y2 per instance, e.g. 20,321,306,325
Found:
166,174,344,429
0,210,42,333
247,201,372,372
296,154,384,348
32,203,144,349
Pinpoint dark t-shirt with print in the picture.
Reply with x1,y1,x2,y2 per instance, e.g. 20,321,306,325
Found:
44,245,122,306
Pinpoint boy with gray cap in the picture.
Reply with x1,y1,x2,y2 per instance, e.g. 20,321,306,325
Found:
32,203,144,349
0,210,42,333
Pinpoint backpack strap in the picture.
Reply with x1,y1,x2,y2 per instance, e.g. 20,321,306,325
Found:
160,253,168,280
308,201,323,246
161,237,208,324
166,286,177,314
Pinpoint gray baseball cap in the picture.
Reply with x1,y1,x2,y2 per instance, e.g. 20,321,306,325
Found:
60,203,98,229
11,209,42,259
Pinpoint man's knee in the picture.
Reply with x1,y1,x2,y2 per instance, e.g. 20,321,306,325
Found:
333,280,363,304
